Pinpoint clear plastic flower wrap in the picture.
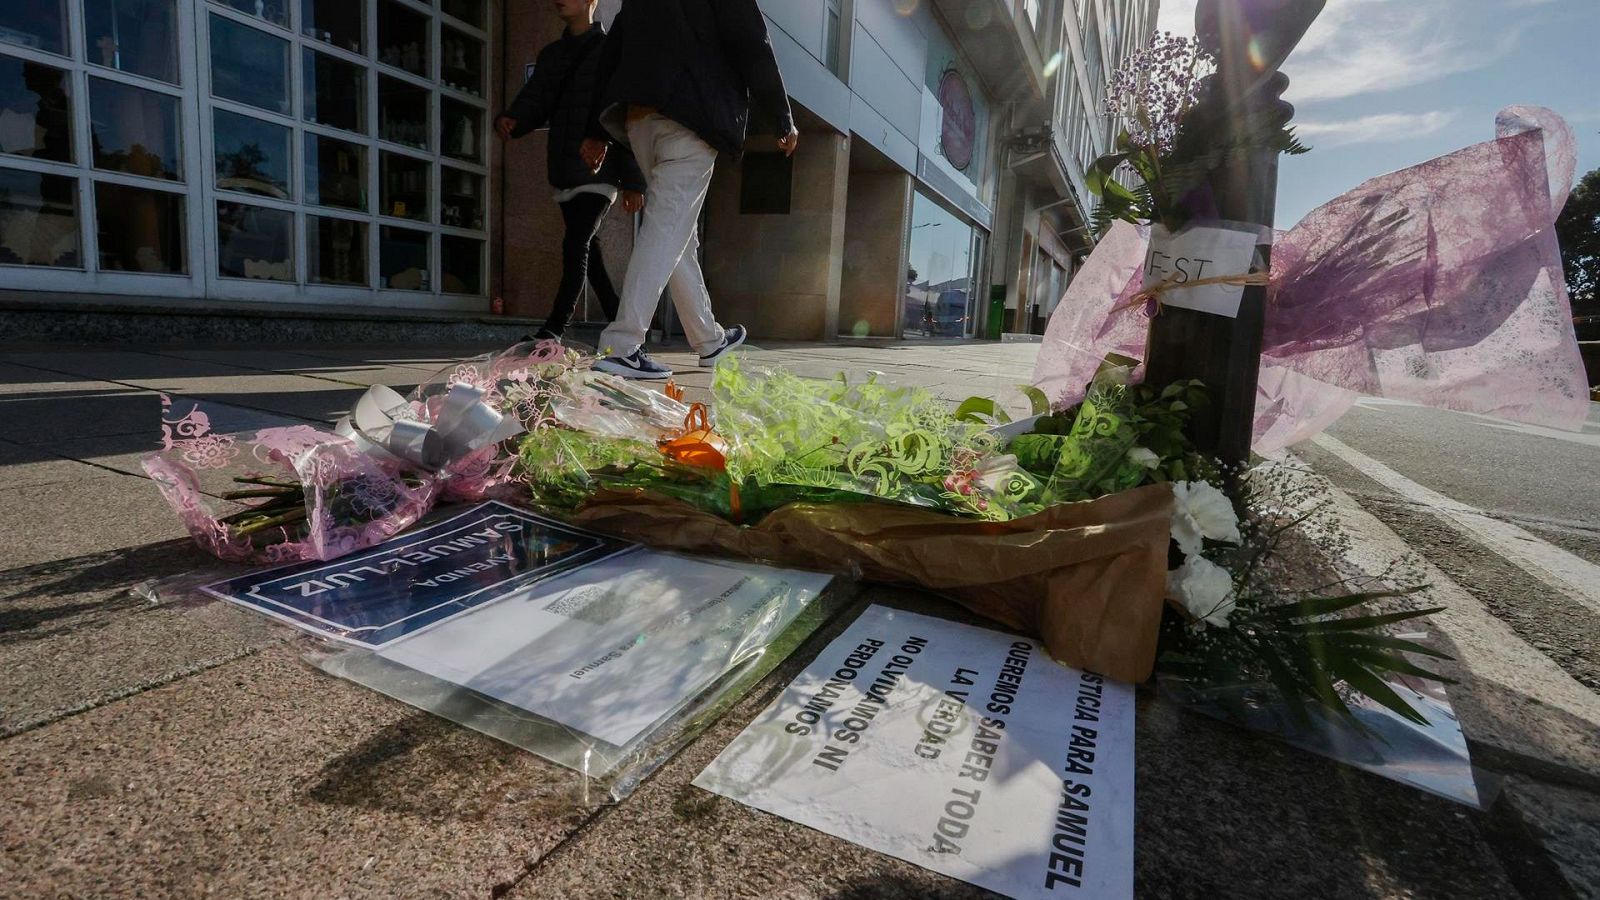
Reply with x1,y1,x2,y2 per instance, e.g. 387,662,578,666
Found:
709,355,1035,520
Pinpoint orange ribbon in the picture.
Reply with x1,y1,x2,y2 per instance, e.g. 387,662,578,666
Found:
659,403,728,471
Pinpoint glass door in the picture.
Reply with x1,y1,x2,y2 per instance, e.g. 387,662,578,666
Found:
194,0,490,309
0,0,207,297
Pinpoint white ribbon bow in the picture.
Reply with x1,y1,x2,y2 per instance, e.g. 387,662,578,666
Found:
334,383,524,472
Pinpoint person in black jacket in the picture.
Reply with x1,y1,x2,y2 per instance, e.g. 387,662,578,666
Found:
495,0,646,340
578,0,798,379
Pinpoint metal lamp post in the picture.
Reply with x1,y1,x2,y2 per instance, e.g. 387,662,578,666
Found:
1142,0,1325,467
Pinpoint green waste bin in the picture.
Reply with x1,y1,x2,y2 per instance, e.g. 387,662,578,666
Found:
986,285,1006,340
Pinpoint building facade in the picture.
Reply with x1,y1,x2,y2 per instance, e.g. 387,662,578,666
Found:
0,0,1155,338
1,0,495,311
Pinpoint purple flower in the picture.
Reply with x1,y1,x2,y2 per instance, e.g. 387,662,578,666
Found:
1103,32,1215,155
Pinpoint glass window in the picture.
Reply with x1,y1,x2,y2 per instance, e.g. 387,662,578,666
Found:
305,133,366,211
299,0,363,54
440,26,482,97
379,225,428,290
0,56,73,163
89,77,182,181
214,108,290,199
378,75,429,149
84,0,179,84
217,200,292,280
440,0,482,29
210,14,290,115
903,191,976,338
303,49,366,134
377,0,429,77
440,97,481,163
215,0,287,29
0,0,67,56
0,167,78,267
308,215,366,285
439,165,482,230
440,235,481,294
94,181,185,273
380,151,428,220
824,0,842,77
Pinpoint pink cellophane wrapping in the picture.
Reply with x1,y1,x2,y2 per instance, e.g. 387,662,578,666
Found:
142,341,572,564
1033,106,1588,452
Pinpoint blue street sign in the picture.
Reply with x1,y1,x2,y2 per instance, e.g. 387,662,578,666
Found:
204,502,630,648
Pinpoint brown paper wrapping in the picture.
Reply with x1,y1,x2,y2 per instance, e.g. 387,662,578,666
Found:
571,483,1175,683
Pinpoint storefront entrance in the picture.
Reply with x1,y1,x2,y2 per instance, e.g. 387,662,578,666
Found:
0,0,490,310
902,188,982,339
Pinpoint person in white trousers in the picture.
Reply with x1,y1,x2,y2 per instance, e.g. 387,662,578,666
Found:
592,111,732,378
580,0,798,380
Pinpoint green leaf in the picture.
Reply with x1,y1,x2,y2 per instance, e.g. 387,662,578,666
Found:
1337,647,1455,684
954,396,1010,425
1018,385,1051,418
1322,655,1432,726
1290,607,1449,634
1318,633,1454,661
1262,588,1425,621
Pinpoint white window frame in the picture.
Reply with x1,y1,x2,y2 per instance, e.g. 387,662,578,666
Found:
0,0,492,310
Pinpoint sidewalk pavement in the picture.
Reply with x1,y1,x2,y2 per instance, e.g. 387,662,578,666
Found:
0,340,1588,898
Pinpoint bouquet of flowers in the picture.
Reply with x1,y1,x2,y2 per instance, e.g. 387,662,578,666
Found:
143,340,579,563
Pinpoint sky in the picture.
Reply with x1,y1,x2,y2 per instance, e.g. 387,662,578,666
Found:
1155,0,1600,226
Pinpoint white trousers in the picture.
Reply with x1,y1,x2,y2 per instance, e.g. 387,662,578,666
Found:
598,114,727,358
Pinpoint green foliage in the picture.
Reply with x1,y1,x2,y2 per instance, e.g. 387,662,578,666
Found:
712,356,1016,517
1158,467,1453,728
1089,116,1311,235
1556,167,1600,310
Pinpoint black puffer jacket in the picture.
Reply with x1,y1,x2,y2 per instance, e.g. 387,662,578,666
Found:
502,26,645,192
587,0,794,160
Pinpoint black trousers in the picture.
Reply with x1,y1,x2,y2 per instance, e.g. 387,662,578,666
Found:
542,191,621,335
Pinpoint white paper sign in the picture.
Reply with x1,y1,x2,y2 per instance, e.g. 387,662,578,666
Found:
695,605,1135,900
377,549,833,748
1144,225,1260,318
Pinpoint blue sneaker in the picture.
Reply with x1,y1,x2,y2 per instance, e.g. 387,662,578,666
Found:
595,346,673,380
698,324,747,367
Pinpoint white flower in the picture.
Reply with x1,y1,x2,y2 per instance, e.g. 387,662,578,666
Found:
1167,556,1237,628
1127,447,1160,469
1171,480,1241,557
973,454,1023,494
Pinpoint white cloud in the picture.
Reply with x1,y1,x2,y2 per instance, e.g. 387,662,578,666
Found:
1156,0,1198,36
1295,110,1458,147
1288,1,1524,104
1152,1,1530,105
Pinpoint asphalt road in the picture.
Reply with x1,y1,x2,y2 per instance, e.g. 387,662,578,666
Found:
1295,399,1600,691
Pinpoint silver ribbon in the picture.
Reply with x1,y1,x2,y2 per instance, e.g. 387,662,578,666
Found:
334,383,524,472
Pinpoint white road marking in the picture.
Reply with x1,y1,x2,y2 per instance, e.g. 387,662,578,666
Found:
1476,421,1600,448
1353,398,1600,448
1313,433,1600,617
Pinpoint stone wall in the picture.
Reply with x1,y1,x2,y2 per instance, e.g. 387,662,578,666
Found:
839,167,912,339
701,131,850,341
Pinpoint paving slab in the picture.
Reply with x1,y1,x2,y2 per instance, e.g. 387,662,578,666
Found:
0,350,262,382
1493,777,1600,899
0,361,100,394
0,385,161,444
0,440,125,489
510,591,1520,900
125,379,368,424
139,350,429,389
0,542,287,736
0,474,190,569
0,644,598,897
